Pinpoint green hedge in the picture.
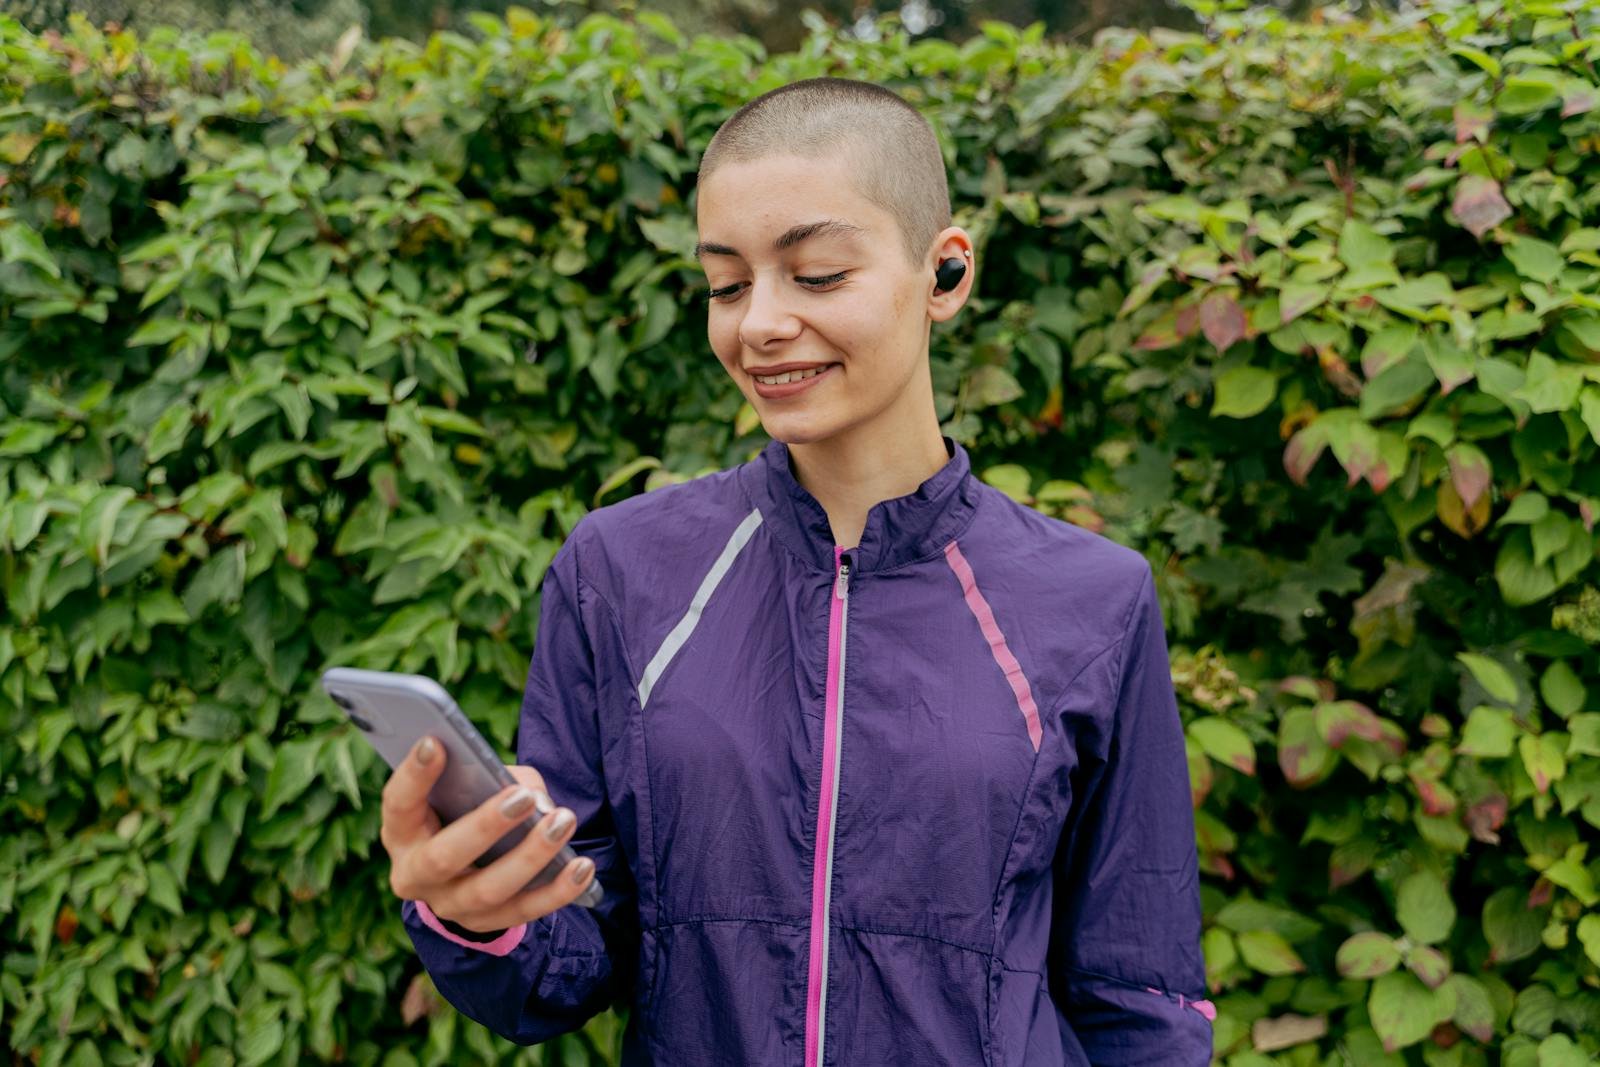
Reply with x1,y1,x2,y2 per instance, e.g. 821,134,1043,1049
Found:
3,2,1600,1064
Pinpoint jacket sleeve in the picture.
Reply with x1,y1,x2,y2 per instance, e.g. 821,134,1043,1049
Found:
400,522,640,1045
1048,562,1214,1066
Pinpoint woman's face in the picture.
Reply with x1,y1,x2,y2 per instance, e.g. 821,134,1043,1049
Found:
694,152,950,447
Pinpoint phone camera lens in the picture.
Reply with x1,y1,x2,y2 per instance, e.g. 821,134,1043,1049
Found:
330,691,353,711
346,711,374,732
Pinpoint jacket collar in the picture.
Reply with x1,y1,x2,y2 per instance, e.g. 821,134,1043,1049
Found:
739,433,981,574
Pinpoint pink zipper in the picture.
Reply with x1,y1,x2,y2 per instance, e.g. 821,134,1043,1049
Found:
805,545,851,1067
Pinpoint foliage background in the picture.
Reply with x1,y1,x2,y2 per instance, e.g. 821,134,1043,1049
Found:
3,0,1600,1064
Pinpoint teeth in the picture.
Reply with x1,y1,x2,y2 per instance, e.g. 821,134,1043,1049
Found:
756,365,831,385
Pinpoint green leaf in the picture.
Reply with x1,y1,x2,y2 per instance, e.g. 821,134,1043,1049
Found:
1395,870,1455,945
144,861,184,916
261,736,326,818
1457,652,1519,704
1211,365,1277,419
1335,931,1401,979
1498,492,1550,527
1447,974,1496,1043
1568,714,1600,757
0,421,58,456
1457,705,1517,758
1576,914,1600,969
1359,357,1433,420
0,220,61,278
1278,282,1326,324
1188,716,1256,774
181,542,247,619
1543,844,1598,906
1539,660,1585,717
1338,219,1394,268
1483,886,1547,964
1236,929,1305,975
145,399,193,463
1504,237,1565,284
1519,733,1566,793
1496,530,1559,606
1368,971,1456,1053
1537,1035,1591,1067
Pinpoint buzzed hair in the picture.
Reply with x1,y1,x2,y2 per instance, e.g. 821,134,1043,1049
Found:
697,77,951,267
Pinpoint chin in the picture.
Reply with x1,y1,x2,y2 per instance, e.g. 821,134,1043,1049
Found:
755,410,847,447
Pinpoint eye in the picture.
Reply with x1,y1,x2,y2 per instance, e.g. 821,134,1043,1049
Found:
704,271,851,303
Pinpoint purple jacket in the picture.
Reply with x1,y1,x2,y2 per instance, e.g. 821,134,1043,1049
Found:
402,435,1213,1066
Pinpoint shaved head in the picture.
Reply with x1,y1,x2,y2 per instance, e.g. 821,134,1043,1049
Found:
697,77,951,267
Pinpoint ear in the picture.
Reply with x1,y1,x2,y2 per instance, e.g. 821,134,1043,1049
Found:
925,227,974,322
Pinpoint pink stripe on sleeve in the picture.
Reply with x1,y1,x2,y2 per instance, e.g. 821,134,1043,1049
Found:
943,540,1043,752
414,900,527,956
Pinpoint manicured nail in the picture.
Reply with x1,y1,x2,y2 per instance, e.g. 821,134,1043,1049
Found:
544,807,575,842
500,788,535,819
416,737,436,765
532,789,554,815
569,857,594,885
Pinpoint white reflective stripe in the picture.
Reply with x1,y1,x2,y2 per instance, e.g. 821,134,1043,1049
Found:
815,574,848,1066
637,507,763,710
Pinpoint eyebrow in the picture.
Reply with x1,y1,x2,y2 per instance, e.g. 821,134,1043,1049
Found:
693,219,867,260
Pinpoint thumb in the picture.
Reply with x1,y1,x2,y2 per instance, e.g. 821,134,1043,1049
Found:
505,764,553,814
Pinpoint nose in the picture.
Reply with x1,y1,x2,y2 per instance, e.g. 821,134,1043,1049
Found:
737,274,802,350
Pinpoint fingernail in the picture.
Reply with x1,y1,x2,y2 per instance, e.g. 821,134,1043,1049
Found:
544,807,575,842
500,788,535,819
569,857,594,885
533,789,554,815
416,737,436,765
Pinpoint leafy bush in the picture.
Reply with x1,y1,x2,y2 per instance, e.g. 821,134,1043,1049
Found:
3,2,1599,1064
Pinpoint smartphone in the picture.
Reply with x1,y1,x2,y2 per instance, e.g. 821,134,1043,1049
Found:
320,666,604,909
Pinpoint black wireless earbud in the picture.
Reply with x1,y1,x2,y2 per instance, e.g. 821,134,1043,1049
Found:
934,252,970,293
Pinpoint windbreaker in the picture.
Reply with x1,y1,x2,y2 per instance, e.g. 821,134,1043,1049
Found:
401,434,1214,1066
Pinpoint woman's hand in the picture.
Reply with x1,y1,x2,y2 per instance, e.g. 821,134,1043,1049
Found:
380,735,597,933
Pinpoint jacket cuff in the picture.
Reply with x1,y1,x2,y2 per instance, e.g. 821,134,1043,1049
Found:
413,899,527,956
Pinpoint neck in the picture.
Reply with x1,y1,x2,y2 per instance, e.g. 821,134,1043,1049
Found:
784,402,950,551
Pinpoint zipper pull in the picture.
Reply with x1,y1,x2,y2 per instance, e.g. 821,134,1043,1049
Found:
835,553,851,600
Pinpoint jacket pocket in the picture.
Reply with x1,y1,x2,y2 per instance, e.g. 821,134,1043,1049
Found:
990,962,1069,1067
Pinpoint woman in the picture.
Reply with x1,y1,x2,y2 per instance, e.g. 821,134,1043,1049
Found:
379,77,1212,1066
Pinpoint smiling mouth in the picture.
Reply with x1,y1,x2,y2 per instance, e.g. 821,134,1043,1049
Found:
751,363,841,385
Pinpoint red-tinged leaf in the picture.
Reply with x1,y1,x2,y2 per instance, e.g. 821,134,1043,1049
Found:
1454,102,1492,144
1464,794,1507,845
1280,283,1326,324
1528,877,1553,908
1175,301,1199,339
1283,423,1329,486
55,903,78,943
1431,1021,1460,1048
1317,346,1364,398
400,972,444,1025
1188,716,1256,775
1134,309,1181,350
1408,772,1458,816
1278,706,1335,788
1336,932,1401,979
1446,443,1492,513
1562,90,1595,118
1276,676,1336,702
1199,291,1247,351
1452,174,1512,238
1406,945,1451,989
1581,498,1596,532
1446,975,1495,1043
1369,971,1455,1054
1315,700,1384,747
1187,739,1214,808
1251,1013,1327,1053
